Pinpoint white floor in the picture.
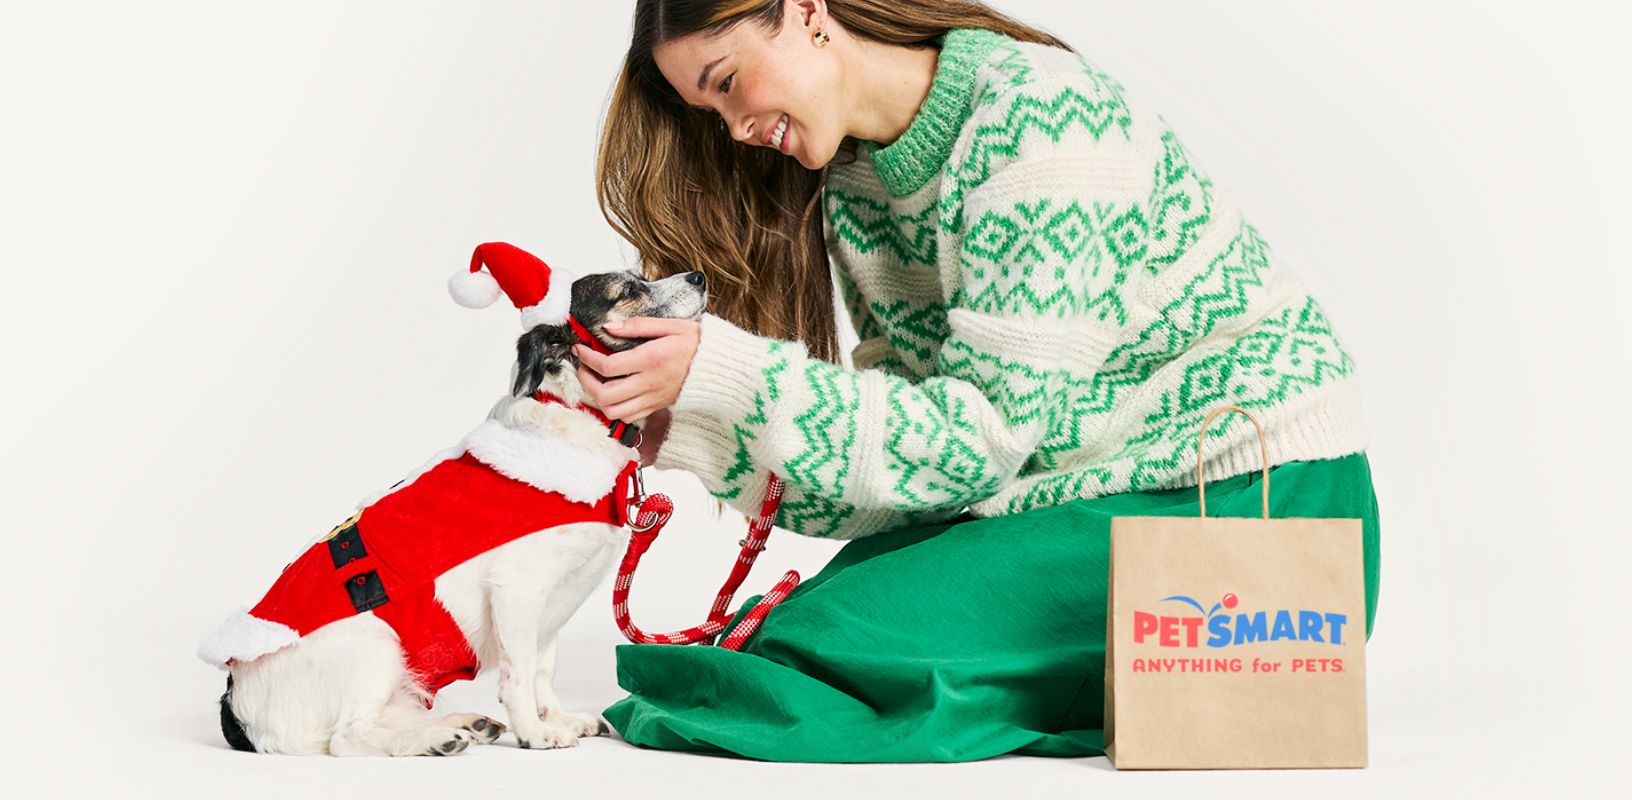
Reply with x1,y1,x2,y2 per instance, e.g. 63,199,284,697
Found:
4,3,1627,794
9,626,1615,800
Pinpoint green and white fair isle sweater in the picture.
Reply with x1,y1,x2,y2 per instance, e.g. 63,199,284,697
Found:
651,28,1367,540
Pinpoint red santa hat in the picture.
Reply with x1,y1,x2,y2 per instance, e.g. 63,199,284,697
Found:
447,242,576,329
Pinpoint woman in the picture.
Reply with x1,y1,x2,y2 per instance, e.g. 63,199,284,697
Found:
577,0,1379,762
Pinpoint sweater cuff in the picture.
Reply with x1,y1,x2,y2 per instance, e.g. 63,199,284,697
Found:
650,405,742,483
667,311,774,421
649,311,773,489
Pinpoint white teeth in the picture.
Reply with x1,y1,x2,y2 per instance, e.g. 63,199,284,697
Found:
770,114,788,149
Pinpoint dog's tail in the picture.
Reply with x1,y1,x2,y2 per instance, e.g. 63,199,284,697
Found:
219,674,256,753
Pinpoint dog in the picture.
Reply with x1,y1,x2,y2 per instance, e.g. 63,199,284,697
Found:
198,267,706,756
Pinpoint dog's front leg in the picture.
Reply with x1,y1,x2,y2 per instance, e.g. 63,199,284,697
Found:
490,586,580,749
534,634,605,737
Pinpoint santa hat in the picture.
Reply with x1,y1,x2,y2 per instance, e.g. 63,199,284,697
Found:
447,242,576,329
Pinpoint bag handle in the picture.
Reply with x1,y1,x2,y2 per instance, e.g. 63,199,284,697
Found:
1195,404,1271,519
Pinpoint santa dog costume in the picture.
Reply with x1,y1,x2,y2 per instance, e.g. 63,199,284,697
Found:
197,243,694,755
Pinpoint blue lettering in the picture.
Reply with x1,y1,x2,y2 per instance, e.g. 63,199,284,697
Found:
1206,614,1231,647
1299,610,1324,642
1270,609,1296,641
1326,612,1348,645
1234,611,1267,644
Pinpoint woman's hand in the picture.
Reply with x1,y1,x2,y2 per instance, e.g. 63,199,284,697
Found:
573,317,700,424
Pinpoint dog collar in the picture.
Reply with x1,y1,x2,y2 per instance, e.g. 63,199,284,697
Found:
531,389,641,448
566,314,612,356
556,314,640,448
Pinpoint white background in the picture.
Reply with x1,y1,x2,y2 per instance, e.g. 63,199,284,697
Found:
1,0,1625,796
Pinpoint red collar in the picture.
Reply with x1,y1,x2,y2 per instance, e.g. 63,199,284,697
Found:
532,389,609,426
567,315,613,356
532,389,641,448
536,316,640,447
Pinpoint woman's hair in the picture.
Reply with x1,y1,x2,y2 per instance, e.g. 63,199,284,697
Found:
596,0,1070,363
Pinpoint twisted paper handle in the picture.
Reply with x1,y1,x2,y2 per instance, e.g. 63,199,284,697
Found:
1194,404,1272,519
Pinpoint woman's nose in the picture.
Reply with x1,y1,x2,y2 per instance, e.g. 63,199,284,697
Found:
728,113,754,144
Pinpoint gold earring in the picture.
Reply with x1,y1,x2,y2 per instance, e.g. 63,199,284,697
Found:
813,29,830,48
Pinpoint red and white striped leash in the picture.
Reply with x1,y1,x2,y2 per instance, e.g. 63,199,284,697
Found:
563,313,798,651
611,467,799,650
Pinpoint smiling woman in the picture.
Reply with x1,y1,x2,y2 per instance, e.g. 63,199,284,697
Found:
597,0,1068,357
650,2,935,170
590,0,1378,764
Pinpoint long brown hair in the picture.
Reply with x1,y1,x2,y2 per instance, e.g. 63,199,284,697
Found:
596,1,1070,363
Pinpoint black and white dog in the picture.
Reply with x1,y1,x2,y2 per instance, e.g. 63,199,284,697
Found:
199,269,705,756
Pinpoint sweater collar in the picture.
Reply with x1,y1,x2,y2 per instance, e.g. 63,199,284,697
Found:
866,28,1008,198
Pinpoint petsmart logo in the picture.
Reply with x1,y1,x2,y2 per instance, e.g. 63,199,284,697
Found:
1132,593,1348,648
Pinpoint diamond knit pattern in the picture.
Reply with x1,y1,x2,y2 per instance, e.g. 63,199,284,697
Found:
653,29,1367,539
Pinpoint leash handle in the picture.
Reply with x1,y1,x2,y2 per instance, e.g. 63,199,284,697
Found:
718,569,800,650
611,471,798,650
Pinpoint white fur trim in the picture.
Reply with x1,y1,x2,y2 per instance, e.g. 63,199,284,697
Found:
463,416,630,504
519,295,567,329
518,265,575,329
448,268,502,308
197,608,301,669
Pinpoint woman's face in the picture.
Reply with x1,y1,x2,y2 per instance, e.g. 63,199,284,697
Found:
652,6,842,170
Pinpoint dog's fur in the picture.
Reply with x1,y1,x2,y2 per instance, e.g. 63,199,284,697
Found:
217,269,706,756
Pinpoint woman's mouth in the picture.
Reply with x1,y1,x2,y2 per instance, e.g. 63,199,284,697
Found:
770,113,790,154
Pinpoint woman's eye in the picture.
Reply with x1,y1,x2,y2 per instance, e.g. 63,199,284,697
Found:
719,73,734,94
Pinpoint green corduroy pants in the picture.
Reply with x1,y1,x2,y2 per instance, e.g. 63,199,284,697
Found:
604,452,1380,762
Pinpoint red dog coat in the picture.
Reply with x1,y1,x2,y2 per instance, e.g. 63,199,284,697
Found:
199,393,640,700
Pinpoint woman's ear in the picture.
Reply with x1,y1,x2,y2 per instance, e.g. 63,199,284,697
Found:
513,324,578,398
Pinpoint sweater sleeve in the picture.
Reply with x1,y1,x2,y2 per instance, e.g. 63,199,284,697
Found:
651,74,1143,539
833,261,917,379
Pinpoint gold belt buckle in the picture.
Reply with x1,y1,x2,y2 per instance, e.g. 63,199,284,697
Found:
320,509,364,542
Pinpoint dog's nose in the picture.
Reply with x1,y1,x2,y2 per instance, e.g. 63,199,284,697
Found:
685,271,706,289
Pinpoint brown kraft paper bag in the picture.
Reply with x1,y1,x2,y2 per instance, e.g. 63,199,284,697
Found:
1104,404,1367,769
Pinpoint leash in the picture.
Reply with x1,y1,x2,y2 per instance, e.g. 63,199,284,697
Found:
562,314,799,651
612,468,798,650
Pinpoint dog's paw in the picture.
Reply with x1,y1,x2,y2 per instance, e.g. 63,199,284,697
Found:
546,710,605,738
465,716,506,744
426,731,474,757
515,724,580,750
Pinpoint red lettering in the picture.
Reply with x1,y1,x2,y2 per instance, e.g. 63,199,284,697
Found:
1182,616,1204,647
1135,614,1212,649
1292,659,1343,673
1133,611,1157,644
1159,615,1180,647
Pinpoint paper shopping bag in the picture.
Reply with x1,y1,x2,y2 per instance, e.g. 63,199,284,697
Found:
1104,404,1367,769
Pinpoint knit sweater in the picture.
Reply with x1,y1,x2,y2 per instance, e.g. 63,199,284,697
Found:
651,28,1368,540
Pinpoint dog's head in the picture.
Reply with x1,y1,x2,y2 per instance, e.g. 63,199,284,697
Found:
510,269,707,404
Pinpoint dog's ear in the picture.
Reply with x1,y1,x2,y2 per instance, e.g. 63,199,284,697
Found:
513,324,578,398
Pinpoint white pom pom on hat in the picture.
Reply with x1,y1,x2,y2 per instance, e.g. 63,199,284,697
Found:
447,267,502,309
449,242,576,328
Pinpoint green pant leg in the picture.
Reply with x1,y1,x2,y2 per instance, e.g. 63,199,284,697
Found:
604,452,1379,762
607,497,1115,762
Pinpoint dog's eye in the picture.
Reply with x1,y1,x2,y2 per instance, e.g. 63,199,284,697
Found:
622,284,642,300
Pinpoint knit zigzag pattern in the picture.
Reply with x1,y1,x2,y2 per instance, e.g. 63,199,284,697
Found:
653,29,1366,539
